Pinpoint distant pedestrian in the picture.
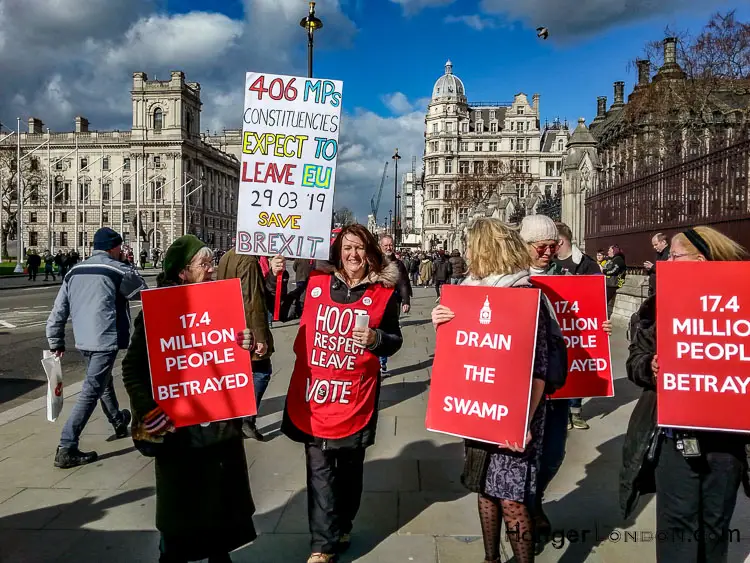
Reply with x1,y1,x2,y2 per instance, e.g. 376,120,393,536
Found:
43,251,56,281
433,250,452,302
603,244,627,316
448,249,467,284
54,251,66,278
139,249,148,270
26,250,42,281
379,234,412,375
46,227,146,468
644,233,669,297
409,254,420,286
418,254,433,286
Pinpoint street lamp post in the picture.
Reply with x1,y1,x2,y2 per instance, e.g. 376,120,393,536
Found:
392,148,401,247
388,209,392,235
300,2,323,79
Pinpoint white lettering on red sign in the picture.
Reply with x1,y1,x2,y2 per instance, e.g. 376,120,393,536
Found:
310,303,367,371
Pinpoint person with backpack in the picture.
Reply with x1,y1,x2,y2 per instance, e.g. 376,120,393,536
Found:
603,244,626,316
432,218,551,563
519,215,612,549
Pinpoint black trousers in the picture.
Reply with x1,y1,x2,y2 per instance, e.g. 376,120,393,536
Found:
655,437,743,563
435,280,446,298
305,443,366,553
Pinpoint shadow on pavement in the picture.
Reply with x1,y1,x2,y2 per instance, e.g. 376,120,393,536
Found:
0,378,46,406
582,377,642,421
400,318,432,328
244,440,468,562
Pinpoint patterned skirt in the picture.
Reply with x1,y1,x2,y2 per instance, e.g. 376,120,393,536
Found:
482,397,546,504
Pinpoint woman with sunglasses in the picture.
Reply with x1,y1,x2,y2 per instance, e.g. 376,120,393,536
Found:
621,226,748,562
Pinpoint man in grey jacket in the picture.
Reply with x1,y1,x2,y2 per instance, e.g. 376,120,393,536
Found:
47,227,147,468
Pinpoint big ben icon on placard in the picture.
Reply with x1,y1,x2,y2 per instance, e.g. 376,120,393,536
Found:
479,296,492,325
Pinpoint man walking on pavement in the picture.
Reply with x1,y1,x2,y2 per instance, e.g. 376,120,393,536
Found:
433,249,452,302
644,232,669,297
46,227,147,468
448,249,466,285
378,234,411,375
218,248,275,441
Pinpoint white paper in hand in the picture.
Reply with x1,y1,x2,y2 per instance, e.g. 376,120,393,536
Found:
41,351,63,422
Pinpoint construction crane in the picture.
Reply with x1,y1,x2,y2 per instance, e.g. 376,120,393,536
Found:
370,161,388,223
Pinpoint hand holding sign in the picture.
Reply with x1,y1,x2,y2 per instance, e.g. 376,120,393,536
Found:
431,304,455,328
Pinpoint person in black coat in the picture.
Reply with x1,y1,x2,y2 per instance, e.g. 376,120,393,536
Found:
432,250,452,301
602,245,626,316
620,226,749,563
644,233,670,297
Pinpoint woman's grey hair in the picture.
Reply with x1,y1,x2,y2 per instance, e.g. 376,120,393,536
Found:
188,246,213,265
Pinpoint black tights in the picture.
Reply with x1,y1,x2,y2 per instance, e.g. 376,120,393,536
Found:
478,493,534,562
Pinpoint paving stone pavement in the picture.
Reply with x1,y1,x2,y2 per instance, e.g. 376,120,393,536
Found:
0,286,749,563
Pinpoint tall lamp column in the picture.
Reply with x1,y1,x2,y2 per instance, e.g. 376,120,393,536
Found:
392,148,401,247
300,1,323,79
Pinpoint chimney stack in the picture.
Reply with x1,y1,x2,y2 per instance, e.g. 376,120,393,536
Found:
75,116,89,133
663,37,677,66
593,96,607,122
613,82,625,107
637,60,650,87
28,117,44,134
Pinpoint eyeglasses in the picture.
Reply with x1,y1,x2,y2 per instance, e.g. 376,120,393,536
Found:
191,261,214,270
668,252,694,261
531,242,558,256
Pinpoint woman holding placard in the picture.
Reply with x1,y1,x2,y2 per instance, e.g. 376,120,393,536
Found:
432,217,551,563
122,235,258,563
621,226,748,563
258,224,403,563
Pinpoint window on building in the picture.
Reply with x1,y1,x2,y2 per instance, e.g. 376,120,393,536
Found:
462,123,468,133
488,161,499,174
545,184,553,194
524,160,530,173
446,122,453,132
430,141,439,152
55,160,63,170
102,182,111,201
473,161,484,174
489,111,496,120
124,158,131,171
489,142,498,152
445,140,453,152
517,107,524,115
152,181,163,201
526,121,530,131
154,108,163,132
476,121,483,131
517,183,527,198
432,123,438,134
60,212,67,223
60,232,68,247
123,183,132,201
78,232,85,247
459,161,469,174
510,139,515,151
490,122,497,132
29,231,38,247
443,208,453,224
103,210,109,223
558,139,564,151
460,142,468,152
427,208,439,225
80,158,88,170
429,184,440,199
30,158,39,171
79,212,84,223
30,212,38,223
518,138,525,151
428,161,438,175
459,207,469,223
444,159,453,174
29,184,39,203
153,155,161,168
78,182,90,203
474,142,482,152
103,156,110,170
546,162,555,176
526,138,531,151
444,184,452,199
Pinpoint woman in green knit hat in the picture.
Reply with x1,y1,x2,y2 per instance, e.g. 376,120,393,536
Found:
122,235,256,563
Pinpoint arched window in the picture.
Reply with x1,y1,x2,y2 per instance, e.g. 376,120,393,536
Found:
154,108,163,132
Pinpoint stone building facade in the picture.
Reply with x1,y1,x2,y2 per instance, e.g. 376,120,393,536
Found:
421,60,569,252
0,71,240,258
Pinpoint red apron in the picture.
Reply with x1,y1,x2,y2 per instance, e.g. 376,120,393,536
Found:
286,272,393,439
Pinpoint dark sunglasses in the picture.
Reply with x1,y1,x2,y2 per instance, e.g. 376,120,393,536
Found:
531,242,558,256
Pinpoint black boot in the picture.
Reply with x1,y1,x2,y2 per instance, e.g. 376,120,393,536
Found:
241,419,265,441
113,409,132,439
54,446,98,468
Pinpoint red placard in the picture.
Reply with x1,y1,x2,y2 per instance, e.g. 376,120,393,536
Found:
657,261,750,432
426,284,540,447
531,275,614,399
141,279,256,427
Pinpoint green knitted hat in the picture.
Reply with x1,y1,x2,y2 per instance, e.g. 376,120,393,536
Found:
162,235,207,281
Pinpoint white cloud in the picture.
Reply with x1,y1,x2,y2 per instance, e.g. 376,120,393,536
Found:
478,0,730,38
381,92,414,114
444,14,497,30
390,0,455,15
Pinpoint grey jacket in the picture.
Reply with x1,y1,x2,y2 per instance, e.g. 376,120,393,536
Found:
46,251,147,352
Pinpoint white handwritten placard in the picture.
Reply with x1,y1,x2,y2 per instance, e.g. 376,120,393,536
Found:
236,72,344,260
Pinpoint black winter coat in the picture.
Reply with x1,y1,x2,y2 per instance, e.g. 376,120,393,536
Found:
389,256,412,306
433,257,452,282
647,245,670,296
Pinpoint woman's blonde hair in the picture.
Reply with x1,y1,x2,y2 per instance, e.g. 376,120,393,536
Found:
466,217,532,279
671,226,747,262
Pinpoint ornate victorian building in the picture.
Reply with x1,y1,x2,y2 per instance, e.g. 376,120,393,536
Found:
421,60,569,252
1,71,240,258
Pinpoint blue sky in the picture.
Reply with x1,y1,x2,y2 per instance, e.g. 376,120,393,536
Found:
1,0,747,220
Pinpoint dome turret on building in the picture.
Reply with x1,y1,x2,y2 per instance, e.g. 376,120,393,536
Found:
432,60,467,103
